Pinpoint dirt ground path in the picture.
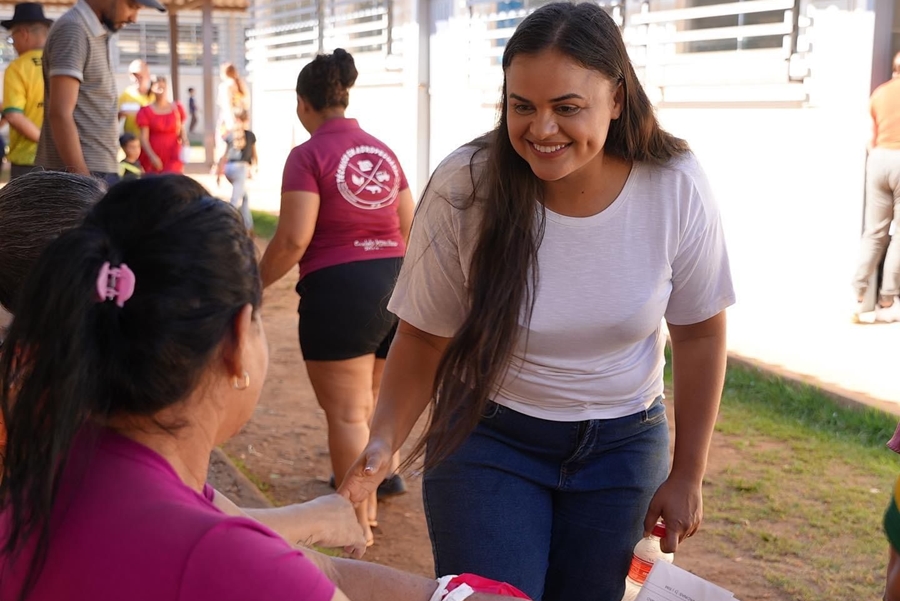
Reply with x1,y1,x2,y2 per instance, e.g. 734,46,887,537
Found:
222,254,795,601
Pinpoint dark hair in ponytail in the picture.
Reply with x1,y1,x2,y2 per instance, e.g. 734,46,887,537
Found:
295,48,359,111
0,175,261,599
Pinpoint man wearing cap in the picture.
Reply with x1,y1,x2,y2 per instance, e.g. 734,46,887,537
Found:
34,0,166,185
118,58,153,138
2,3,52,180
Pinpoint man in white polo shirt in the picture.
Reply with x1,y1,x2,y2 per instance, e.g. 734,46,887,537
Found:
35,0,165,185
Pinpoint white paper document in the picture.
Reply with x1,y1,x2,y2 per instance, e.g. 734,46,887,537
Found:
634,560,736,601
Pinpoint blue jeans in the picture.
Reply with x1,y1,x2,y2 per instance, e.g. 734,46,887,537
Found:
224,161,252,230
422,397,669,601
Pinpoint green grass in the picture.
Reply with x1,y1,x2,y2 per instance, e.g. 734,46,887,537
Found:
665,352,898,600
228,455,274,502
664,350,898,450
251,210,278,240
719,364,897,449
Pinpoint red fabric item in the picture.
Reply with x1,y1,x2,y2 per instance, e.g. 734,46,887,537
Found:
446,574,531,599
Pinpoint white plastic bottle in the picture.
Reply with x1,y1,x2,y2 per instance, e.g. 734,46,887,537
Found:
620,522,675,601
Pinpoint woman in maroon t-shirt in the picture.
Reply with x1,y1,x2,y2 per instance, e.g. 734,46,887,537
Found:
258,49,414,546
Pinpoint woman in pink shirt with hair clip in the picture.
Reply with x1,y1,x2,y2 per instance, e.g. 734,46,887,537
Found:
0,174,525,601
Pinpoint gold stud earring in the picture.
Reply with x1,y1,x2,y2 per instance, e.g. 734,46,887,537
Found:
232,371,250,390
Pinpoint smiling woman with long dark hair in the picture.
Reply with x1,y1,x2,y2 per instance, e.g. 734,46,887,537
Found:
341,4,735,600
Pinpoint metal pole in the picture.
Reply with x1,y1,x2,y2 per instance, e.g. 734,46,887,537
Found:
317,0,326,53
202,0,215,168
416,0,430,192
788,0,801,56
168,11,180,103
385,0,394,57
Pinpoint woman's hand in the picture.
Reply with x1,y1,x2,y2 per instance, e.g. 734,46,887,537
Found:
287,494,368,558
150,154,163,171
653,313,726,554
237,494,367,559
337,437,393,505
643,473,703,554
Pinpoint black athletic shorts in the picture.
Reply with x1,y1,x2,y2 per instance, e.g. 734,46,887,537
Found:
296,257,402,361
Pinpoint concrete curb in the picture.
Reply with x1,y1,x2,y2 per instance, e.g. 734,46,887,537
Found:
207,447,272,509
727,352,900,418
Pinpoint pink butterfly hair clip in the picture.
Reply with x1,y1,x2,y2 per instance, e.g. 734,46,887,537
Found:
95,262,136,308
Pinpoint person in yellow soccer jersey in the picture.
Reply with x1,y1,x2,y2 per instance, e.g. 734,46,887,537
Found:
118,59,153,138
1,2,52,180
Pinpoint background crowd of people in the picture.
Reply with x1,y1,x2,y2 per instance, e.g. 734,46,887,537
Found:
0,0,254,218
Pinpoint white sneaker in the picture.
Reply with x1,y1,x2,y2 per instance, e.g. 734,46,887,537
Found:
875,297,900,323
853,299,876,324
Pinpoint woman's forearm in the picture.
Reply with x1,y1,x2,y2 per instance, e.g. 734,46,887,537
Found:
370,322,449,451
212,488,314,545
326,555,436,601
139,130,157,163
259,237,306,288
260,191,320,288
49,111,88,175
243,506,305,543
667,312,728,484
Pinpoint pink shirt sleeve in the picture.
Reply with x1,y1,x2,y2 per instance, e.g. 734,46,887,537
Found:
202,483,215,502
179,519,336,601
281,145,321,195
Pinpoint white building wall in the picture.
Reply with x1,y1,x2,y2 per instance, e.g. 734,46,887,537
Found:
659,7,878,362
421,2,880,321
247,0,885,348
248,0,426,194
427,14,501,172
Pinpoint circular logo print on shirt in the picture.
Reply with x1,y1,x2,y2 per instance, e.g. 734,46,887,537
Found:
335,145,401,210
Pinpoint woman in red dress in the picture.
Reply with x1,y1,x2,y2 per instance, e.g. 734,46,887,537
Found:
136,76,188,174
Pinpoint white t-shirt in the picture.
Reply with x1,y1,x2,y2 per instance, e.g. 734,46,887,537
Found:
388,144,735,421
